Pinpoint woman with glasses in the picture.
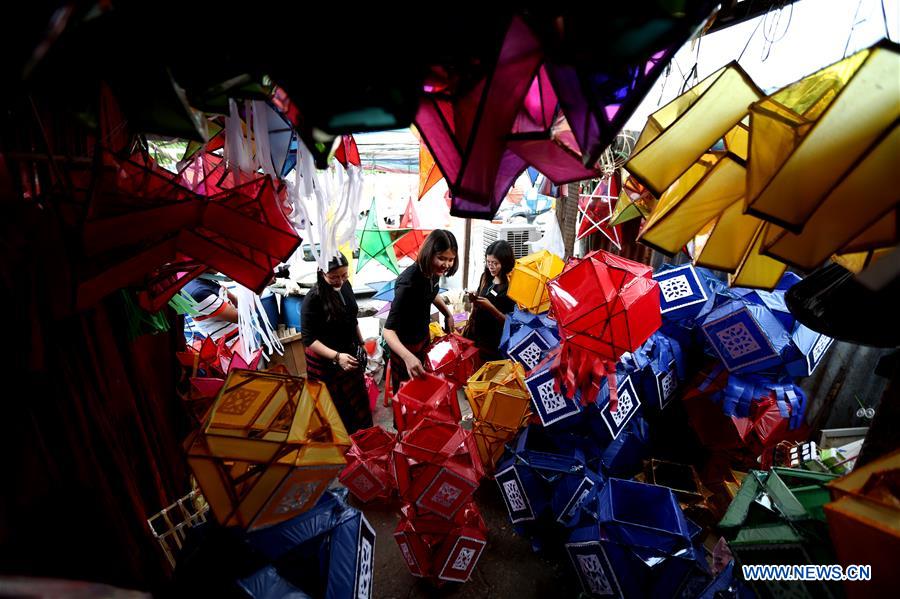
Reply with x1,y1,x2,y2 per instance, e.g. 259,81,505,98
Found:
301,254,372,433
464,240,516,360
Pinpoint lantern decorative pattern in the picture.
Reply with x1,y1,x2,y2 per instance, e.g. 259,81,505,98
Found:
499,308,560,371
186,369,350,531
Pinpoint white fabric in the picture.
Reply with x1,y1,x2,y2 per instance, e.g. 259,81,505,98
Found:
234,284,283,359
527,216,566,258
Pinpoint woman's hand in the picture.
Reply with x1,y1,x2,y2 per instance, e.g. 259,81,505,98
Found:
443,313,455,334
337,352,359,371
404,354,426,379
473,297,491,310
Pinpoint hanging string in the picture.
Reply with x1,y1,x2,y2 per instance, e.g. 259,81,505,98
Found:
737,9,765,63
760,1,793,62
881,0,893,40
843,0,868,57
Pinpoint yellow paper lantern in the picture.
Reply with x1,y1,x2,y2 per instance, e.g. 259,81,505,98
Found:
464,360,531,470
746,43,900,270
625,62,763,197
507,250,565,314
187,369,350,531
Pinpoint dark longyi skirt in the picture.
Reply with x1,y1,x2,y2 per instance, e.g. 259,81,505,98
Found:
305,349,372,435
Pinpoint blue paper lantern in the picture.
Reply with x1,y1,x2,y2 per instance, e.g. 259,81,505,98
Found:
595,479,692,554
565,533,625,597
654,263,713,321
552,469,606,528
247,489,376,599
597,374,642,441
785,325,834,377
500,308,561,370
524,355,583,427
622,332,685,411
599,416,651,478
238,565,312,599
701,300,788,373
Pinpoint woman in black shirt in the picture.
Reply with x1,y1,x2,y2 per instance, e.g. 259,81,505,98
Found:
465,240,515,360
383,230,458,390
301,254,372,433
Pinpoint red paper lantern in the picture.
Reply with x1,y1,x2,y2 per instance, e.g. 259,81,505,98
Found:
424,333,481,388
393,373,459,433
393,418,484,520
547,250,661,408
339,426,398,503
394,502,488,583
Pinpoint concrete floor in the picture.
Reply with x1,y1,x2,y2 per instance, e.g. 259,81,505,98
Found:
354,392,583,599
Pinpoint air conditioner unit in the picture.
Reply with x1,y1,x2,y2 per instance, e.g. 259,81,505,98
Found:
481,223,541,259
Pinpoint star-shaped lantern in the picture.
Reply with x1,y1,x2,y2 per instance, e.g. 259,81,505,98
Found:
356,198,409,275
393,197,433,261
576,177,622,247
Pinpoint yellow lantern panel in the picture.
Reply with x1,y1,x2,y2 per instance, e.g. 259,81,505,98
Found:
626,63,762,196
746,44,899,231
507,250,565,314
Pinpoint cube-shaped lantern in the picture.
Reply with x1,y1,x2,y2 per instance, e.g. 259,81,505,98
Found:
653,263,712,322
465,360,531,429
596,479,692,554
247,488,376,599
700,301,784,373
786,326,834,377
187,369,350,531
424,333,481,388
499,308,561,371
393,418,484,519
394,502,488,583
524,350,583,427
393,373,459,433
507,250,565,314
339,426,398,503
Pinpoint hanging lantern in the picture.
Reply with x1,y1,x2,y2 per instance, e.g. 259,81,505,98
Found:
507,249,565,314
547,250,661,408
356,198,408,275
393,197,434,260
524,349,583,427
186,369,350,531
576,176,621,247
610,172,656,226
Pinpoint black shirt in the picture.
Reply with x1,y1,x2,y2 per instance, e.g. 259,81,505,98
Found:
301,282,359,353
384,263,439,346
469,277,515,352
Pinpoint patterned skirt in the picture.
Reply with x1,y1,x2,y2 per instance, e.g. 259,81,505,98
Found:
305,349,372,435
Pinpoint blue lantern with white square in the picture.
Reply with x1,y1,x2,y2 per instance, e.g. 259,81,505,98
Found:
524,352,583,428
785,325,834,377
654,264,714,322
621,332,685,411
500,308,560,371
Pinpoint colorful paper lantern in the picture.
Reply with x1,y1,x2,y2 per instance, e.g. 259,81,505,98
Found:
499,308,561,371
464,360,532,470
507,250,565,314
187,369,350,531
393,197,433,260
414,17,539,218
524,349,583,427
394,502,488,583
625,62,763,198
392,373,458,433
356,198,408,275
746,42,900,270
424,333,481,388
392,418,484,520
653,263,715,323
610,172,656,226
246,488,376,599
418,143,443,200
576,176,622,247
620,331,685,411
825,450,900,599
339,426,398,503
547,250,661,408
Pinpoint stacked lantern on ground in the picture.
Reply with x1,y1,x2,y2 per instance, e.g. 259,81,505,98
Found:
385,373,488,584
186,369,350,531
464,360,532,472
499,308,561,371
424,333,481,389
339,426,399,503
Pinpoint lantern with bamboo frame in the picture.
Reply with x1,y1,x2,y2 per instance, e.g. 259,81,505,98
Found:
187,369,350,531
507,249,565,314
464,360,532,470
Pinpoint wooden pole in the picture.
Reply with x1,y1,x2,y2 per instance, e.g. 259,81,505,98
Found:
462,217,473,289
